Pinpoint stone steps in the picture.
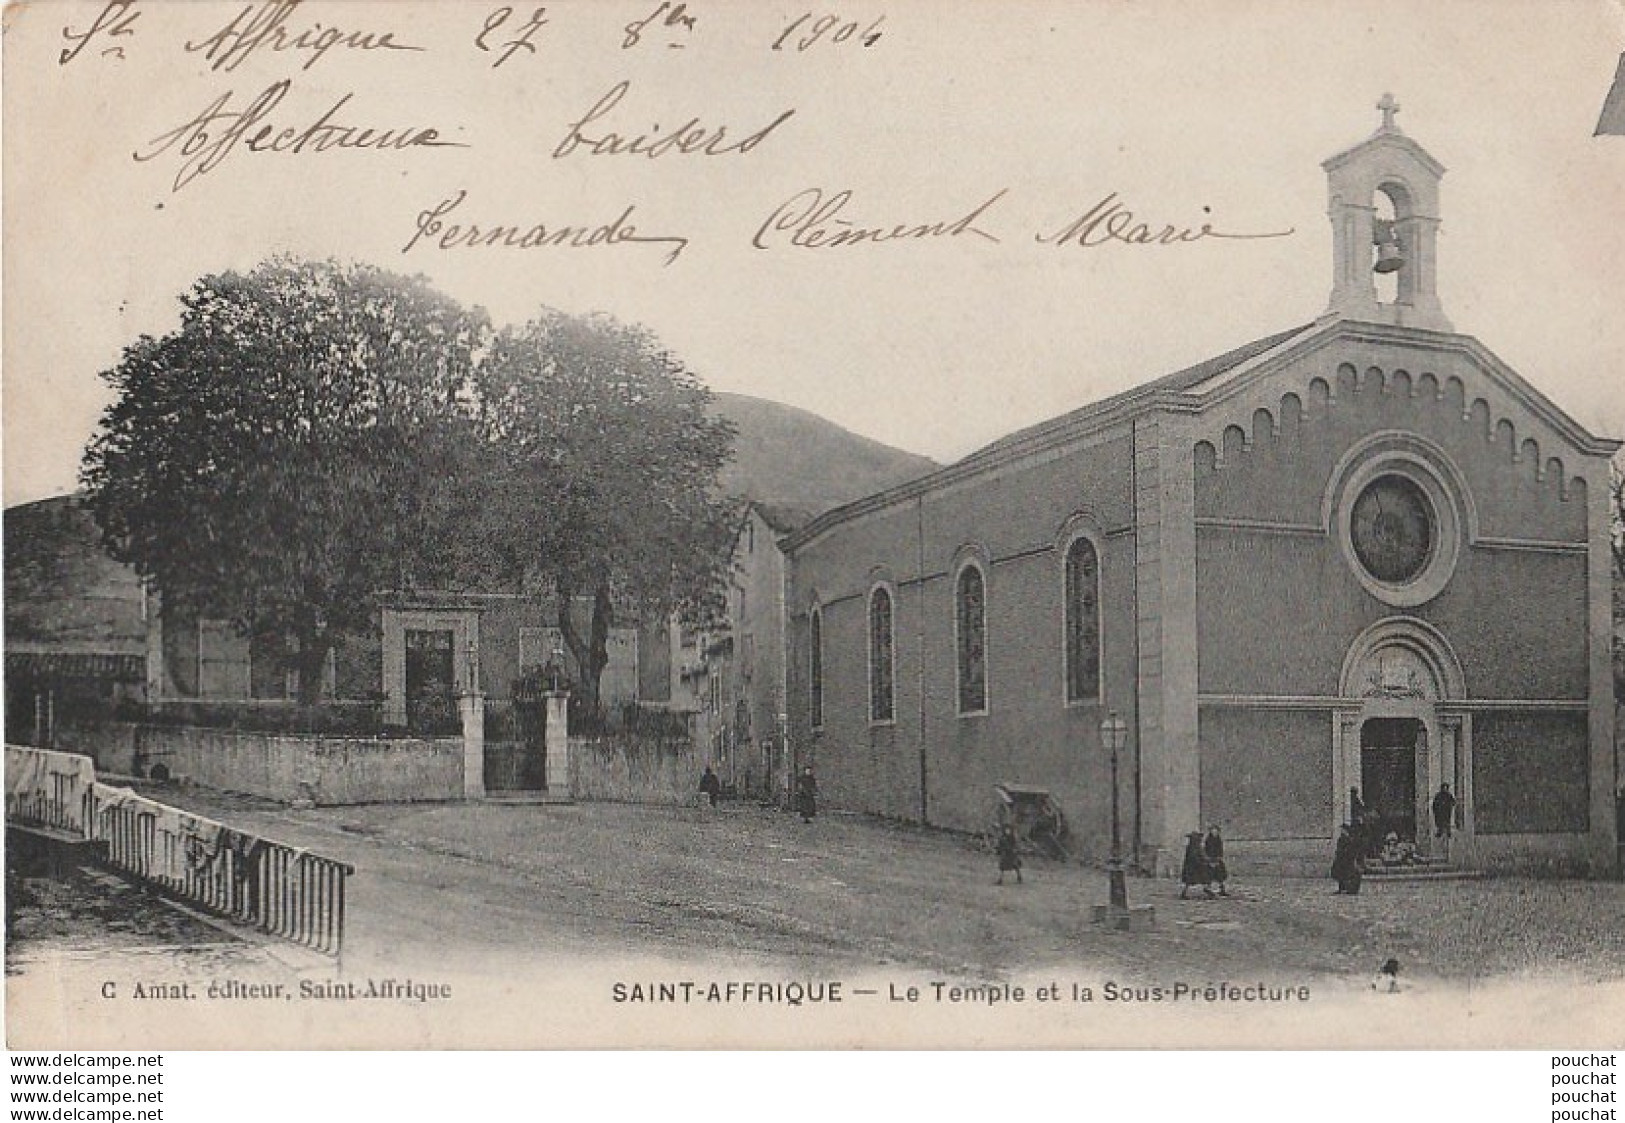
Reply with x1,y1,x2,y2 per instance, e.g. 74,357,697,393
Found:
483,791,573,805
1363,863,1484,881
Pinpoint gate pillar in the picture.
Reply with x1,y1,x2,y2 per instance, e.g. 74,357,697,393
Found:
460,691,486,800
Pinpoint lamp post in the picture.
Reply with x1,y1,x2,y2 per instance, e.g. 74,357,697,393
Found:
1101,711,1130,911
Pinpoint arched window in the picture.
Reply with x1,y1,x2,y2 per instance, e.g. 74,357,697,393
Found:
956,563,987,714
868,586,894,723
809,608,824,729
1064,536,1100,703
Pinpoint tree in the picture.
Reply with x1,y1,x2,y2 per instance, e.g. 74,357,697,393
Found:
81,258,487,702
473,310,738,714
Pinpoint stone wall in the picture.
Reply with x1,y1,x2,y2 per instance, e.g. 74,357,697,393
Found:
52,720,141,776
60,723,463,805
569,733,701,807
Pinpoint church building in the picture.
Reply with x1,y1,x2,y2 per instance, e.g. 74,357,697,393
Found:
781,102,1620,875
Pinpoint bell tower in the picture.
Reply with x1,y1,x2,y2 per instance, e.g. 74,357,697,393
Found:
1322,94,1452,331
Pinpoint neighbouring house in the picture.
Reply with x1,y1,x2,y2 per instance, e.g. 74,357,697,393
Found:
717,503,816,800
664,503,817,802
147,591,645,732
3,496,148,746
781,108,1620,875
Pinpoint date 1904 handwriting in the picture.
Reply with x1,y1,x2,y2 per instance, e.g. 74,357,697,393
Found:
772,12,883,51
133,80,464,193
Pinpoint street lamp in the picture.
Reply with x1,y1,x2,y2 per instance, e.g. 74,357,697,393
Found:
1092,710,1151,929
1101,711,1130,911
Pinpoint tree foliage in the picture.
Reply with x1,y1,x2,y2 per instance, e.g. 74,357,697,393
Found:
83,261,738,715
81,258,487,702
473,311,738,712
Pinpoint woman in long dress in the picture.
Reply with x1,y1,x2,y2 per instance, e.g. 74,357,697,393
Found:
1203,825,1229,897
1179,831,1208,899
1331,824,1364,895
795,766,818,823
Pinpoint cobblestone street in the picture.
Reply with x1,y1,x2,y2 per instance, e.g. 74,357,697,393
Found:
12,786,1625,983
9,788,1625,1047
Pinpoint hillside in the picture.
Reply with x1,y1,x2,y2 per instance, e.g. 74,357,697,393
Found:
713,392,938,514
1,397,935,649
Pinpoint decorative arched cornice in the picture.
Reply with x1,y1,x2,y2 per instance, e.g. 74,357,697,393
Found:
1338,615,1466,701
950,541,991,576
782,320,1617,557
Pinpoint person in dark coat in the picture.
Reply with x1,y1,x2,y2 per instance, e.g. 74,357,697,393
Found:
1203,825,1229,897
1179,831,1208,899
1431,783,1456,840
699,766,721,807
795,766,818,823
1361,803,1385,859
996,824,1022,885
1348,787,1375,858
1331,823,1364,895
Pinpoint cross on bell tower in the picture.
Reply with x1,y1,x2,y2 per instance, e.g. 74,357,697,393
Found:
1377,92,1400,131
1321,97,1452,331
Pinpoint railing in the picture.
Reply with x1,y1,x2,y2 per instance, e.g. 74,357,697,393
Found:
90,784,353,956
4,746,95,838
6,745,354,957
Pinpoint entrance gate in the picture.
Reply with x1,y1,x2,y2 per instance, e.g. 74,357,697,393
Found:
485,677,547,793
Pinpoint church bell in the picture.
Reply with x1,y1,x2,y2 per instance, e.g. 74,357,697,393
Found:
1372,218,1404,274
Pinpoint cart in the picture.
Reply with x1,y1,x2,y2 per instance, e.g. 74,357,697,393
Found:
988,783,1071,860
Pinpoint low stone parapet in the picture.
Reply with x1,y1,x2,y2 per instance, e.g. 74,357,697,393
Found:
43,724,464,806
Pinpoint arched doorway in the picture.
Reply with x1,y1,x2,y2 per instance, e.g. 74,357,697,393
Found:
1361,716,1423,845
1335,618,1467,859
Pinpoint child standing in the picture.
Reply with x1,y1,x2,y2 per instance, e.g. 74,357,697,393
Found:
996,824,1023,885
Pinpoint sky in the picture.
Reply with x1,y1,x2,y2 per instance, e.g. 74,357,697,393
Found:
4,0,1624,507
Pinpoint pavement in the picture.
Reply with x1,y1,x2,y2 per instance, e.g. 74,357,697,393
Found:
8,785,1625,1048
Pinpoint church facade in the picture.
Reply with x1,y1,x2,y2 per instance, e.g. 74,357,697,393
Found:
781,106,1620,875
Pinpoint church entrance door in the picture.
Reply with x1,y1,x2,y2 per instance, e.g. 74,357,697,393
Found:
1361,717,1421,844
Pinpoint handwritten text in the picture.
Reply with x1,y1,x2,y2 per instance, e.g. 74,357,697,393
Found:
133,80,464,193
552,80,795,159
403,190,691,265
1036,193,1295,249
753,187,1006,250
185,0,424,73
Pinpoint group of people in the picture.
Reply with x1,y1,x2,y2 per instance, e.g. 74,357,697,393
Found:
1332,781,1457,894
1178,826,1229,899
699,764,820,821
704,766,1481,903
